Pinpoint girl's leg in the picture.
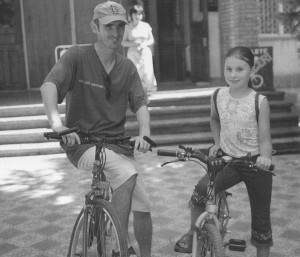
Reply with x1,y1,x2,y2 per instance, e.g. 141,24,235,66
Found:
175,166,242,252
244,170,273,256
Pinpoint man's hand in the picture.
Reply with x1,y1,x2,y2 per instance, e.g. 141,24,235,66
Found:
53,125,81,146
132,135,150,153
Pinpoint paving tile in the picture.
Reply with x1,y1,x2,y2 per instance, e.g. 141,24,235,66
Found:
8,233,46,248
36,225,63,236
4,247,40,257
0,242,18,255
42,212,65,222
1,153,300,257
286,201,300,210
280,229,300,241
2,215,28,226
0,228,24,240
31,239,60,251
10,205,32,213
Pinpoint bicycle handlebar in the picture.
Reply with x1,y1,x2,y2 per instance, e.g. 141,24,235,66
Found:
157,147,275,176
44,127,156,148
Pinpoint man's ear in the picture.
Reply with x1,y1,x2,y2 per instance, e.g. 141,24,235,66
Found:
90,21,98,33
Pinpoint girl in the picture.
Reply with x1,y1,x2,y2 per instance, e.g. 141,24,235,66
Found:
174,46,273,257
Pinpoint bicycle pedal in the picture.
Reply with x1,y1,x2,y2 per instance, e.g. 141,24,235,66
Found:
228,239,246,252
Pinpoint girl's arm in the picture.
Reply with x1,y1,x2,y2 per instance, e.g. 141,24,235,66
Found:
209,95,221,156
257,97,273,169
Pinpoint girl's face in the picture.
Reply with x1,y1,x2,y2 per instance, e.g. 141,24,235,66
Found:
224,56,253,89
131,11,143,23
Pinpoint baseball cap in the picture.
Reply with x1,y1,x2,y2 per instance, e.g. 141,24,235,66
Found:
93,1,128,25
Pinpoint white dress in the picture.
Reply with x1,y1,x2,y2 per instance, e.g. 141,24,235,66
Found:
125,21,157,93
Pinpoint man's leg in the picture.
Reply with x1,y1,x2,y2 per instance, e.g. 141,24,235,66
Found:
133,211,152,257
111,175,137,240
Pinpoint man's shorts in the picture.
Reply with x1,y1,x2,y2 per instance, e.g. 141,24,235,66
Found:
77,146,151,212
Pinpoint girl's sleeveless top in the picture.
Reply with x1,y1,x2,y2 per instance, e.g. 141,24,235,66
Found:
217,87,265,158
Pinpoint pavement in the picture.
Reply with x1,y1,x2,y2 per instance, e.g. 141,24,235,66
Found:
0,149,300,257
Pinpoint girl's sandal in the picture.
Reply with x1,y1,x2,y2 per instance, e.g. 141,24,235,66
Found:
174,233,193,253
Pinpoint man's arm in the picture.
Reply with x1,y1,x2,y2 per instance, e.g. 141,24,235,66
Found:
134,105,151,152
40,82,80,145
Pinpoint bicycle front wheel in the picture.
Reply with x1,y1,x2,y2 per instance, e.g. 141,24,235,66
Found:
217,193,229,241
68,199,128,257
197,222,225,257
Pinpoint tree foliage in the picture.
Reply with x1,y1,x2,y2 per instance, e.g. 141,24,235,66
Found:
277,0,300,39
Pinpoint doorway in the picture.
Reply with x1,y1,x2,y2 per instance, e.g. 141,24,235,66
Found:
0,0,26,90
154,0,210,83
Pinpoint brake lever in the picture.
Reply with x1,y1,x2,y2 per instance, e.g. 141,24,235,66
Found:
161,160,182,167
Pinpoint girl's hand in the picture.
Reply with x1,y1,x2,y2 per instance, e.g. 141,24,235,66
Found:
209,145,221,157
256,156,272,170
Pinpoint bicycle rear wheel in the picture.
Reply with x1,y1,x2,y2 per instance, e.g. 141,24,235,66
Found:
197,222,225,257
68,199,128,257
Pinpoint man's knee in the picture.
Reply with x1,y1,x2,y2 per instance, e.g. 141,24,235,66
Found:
116,174,137,193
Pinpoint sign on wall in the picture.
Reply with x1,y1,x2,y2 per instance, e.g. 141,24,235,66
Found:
250,46,274,91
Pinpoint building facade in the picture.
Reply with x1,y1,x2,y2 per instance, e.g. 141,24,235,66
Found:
0,0,299,91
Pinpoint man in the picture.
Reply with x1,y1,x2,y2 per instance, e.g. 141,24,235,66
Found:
40,1,152,257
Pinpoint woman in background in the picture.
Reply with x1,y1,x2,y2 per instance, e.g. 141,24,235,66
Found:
122,4,157,94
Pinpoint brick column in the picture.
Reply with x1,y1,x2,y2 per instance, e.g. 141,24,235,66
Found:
218,0,259,64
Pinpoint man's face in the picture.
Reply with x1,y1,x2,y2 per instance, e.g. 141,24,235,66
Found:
94,20,126,49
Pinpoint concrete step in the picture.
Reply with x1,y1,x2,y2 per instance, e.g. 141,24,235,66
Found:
0,88,297,157
0,107,298,131
0,113,299,144
0,89,288,118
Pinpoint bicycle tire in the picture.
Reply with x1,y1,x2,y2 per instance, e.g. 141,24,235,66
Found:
217,193,229,241
68,199,128,257
197,222,225,257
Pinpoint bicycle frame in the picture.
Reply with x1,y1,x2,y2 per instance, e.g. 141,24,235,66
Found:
192,179,230,257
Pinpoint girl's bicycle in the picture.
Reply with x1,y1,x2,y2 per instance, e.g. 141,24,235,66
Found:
157,145,275,257
44,127,144,257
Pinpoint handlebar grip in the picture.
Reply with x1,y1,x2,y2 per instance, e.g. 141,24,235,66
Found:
143,136,157,147
58,127,79,136
269,164,275,171
43,132,61,140
157,149,180,157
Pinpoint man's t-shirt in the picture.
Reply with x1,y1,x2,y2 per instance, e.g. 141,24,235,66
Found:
44,44,147,166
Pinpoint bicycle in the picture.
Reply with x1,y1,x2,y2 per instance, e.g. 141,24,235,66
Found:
157,145,275,257
44,127,155,257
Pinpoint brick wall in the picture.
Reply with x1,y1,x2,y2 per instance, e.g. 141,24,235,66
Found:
219,0,259,64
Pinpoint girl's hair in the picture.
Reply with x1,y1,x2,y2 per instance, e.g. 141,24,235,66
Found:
129,5,144,18
226,46,254,88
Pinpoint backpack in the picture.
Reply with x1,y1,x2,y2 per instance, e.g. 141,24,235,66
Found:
212,88,260,123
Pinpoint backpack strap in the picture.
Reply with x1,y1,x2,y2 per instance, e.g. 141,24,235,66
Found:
255,92,260,123
213,88,221,117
